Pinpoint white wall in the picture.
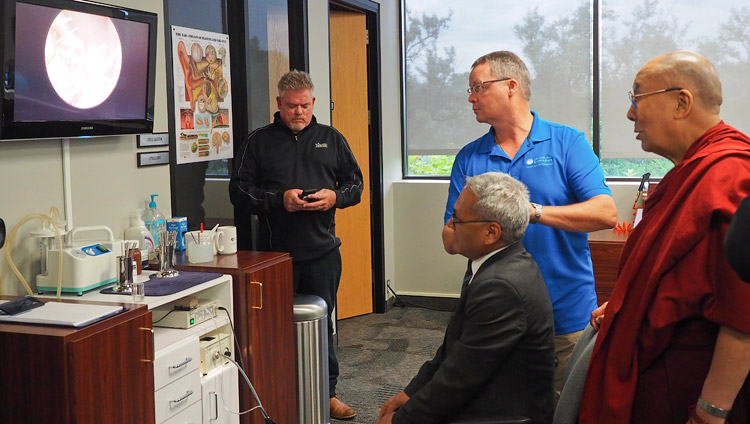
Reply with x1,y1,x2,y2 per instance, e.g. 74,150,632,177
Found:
393,181,639,298
0,0,170,296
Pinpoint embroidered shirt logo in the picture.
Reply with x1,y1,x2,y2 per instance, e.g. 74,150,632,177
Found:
525,155,553,168
315,142,328,148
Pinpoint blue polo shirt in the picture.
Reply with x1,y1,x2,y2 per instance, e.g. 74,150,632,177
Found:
445,111,611,335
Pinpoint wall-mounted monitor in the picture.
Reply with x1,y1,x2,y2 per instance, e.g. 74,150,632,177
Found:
0,0,158,141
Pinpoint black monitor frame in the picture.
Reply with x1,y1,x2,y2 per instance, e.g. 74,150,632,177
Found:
0,0,158,141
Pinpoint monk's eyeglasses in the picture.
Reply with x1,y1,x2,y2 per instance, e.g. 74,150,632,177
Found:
628,87,682,108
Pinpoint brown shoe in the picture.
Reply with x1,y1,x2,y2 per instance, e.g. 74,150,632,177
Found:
330,396,356,420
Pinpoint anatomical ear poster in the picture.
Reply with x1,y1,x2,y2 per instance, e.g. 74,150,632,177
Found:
171,26,233,164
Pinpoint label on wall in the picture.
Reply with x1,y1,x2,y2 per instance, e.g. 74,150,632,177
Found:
171,26,233,164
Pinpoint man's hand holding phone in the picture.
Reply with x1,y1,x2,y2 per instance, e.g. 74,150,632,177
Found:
284,188,313,212
298,188,318,202
284,188,336,212
303,189,337,212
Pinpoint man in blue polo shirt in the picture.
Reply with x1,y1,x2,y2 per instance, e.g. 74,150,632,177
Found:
442,51,618,397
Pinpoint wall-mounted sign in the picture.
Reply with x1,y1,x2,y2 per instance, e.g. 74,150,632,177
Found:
137,133,169,147
137,151,170,167
171,26,233,165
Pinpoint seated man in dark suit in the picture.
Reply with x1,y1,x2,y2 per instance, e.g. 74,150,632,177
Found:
377,172,555,424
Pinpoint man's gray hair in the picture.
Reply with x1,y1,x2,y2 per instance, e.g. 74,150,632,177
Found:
278,70,314,97
472,51,532,101
465,172,530,244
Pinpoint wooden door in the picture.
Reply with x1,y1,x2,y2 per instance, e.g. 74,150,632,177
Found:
330,9,373,319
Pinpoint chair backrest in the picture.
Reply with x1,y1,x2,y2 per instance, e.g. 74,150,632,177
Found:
553,324,598,424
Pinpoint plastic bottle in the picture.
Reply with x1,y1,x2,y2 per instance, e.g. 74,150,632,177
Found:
143,194,166,262
133,248,143,275
124,210,153,267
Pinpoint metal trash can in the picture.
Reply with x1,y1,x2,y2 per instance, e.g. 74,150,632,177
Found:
294,294,330,424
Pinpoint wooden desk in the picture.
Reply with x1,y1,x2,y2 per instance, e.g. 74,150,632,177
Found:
589,229,629,305
0,301,154,424
166,251,297,424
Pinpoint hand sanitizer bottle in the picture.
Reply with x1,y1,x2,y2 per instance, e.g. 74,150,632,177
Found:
143,194,166,261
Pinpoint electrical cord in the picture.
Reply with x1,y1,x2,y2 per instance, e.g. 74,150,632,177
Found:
220,353,275,423
386,282,449,312
214,365,262,416
218,307,247,371
151,308,176,325
217,306,275,424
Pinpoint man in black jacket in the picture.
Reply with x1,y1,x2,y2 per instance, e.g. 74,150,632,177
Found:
377,172,555,424
229,70,363,420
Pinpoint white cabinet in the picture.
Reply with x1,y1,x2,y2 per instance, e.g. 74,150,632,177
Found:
155,335,201,390
155,371,203,423
162,401,203,424
148,273,238,424
201,364,240,424
49,272,239,424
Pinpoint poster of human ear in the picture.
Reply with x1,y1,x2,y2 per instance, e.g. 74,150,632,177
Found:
171,26,233,164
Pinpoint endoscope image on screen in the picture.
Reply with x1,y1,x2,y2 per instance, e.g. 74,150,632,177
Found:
13,2,150,121
45,10,123,110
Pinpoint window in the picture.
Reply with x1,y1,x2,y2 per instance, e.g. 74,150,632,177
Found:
403,0,750,178
600,0,750,177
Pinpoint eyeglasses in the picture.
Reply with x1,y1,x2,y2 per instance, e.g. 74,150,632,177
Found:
628,87,682,108
467,78,511,95
449,211,495,227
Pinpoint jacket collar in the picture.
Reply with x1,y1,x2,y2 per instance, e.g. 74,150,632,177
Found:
473,241,525,277
272,111,318,137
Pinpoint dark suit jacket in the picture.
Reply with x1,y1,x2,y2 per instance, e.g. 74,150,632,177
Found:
393,242,555,424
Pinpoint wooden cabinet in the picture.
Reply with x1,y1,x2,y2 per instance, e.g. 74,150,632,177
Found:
0,303,155,424
168,251,297,424
32,274,237,423
588,229,628,305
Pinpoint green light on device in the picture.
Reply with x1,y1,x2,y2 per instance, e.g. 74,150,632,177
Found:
190,318,195,325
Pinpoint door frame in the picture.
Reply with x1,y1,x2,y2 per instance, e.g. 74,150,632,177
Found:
328,0,386,314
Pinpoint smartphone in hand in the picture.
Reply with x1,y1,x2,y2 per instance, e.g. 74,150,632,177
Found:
298,189,318,202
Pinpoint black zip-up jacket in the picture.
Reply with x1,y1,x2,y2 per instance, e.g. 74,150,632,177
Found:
229,112,363,261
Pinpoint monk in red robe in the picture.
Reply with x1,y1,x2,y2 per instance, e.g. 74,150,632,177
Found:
579,51,750,424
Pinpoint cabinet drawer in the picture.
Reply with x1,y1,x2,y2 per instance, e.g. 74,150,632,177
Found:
155,335,200,390
155,372,202,423
160,400,202,424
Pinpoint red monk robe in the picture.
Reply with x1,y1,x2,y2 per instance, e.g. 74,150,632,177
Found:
579,122,750,423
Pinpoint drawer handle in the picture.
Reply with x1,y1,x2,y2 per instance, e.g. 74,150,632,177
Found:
170,390,194,406
251,281,263,310
170,357,193,370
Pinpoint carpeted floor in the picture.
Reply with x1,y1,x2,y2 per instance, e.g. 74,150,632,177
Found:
331,305,453,424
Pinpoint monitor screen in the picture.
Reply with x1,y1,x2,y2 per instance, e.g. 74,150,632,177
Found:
1,0,158,140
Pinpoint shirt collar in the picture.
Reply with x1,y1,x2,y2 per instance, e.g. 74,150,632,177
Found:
526,110,550,144
468,243,512,286
478,110,550,155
